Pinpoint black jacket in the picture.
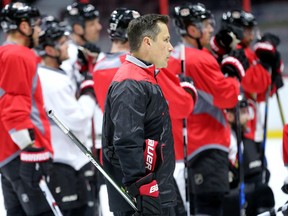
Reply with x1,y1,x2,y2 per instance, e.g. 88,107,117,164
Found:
102,55,176,212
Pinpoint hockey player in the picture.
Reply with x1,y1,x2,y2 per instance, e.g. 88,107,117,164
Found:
157,60,198,215
62,0,103,159
61,3,104,211
220,10,283,186
93,7,140,112
223,96,275,215
37,15,97,215
171,3,241,215
0,2,54,215
102,14,176,215
61,1,102,92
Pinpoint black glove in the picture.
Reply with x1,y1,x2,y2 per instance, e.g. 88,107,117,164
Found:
261,33,280,47
20,146,52,188
77,42,101,74
253,33,281,70
221,49,250,81
210,29,239,56
178,74,198,103
271,50,284,87
127,173,162,216
78,74,96,98
228,163,239,189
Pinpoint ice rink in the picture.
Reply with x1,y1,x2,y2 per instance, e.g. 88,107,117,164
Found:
0,138,287,215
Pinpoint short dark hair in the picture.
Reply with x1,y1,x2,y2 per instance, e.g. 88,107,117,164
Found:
127,14,169,52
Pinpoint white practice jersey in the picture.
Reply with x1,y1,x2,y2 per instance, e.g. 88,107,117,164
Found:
38,65,96,170
60,42,105,150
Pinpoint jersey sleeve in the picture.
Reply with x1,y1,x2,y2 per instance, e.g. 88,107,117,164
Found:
158,66,194,119
242,62,271,94
187,54,240,109
0,52,35,134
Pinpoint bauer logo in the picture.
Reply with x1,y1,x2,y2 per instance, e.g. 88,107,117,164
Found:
145,139,155,171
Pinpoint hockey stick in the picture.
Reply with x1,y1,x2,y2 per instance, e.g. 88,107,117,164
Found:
47,110,138,212
181,44,190,216
234,96,246,216
276,91,286,126
261,70,272,184
39,178,63,216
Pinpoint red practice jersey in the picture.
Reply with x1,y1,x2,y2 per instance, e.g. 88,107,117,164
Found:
166,44,239,159
93,52,127,112
0,44,53,165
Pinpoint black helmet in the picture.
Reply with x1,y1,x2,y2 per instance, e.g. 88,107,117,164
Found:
38,15,67,53
0,2,40,32
238,94,248,108
221,10,257,40
173,3,212,35
65,2,99,27
108,8,140,42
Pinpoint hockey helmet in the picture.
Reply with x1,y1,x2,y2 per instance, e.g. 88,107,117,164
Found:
65,2,99,27
38,15,68,52
108,8,140,41
221,10,257,40
0,2,40,33
173,3,212,35
238,94,248,108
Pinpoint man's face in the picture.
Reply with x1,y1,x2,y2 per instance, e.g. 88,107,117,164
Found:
56,36,69,62
199,19,214,47
241,27,254,47
84,18,102,42
31,19,41,47
150,22,173,68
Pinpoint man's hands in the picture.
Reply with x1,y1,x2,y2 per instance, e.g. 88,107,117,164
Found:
127,173,162,216
20,146,52,188
78,74,96,98
77,42,101,74
254,33,284,91
221,49,250,81
178,74,198,103
210,30,240,56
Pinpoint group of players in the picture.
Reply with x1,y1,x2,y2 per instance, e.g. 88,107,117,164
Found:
0,1,286,216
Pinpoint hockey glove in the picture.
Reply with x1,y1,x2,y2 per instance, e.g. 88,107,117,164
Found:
127,173,162,216
253,33,281,70
77,42,101,74
210,30,240,56
178,74,198,103
221,49,250,81
20,146,52,188
79,74,96,99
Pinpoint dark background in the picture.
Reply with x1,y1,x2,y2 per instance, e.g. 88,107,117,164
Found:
1,0,288,74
